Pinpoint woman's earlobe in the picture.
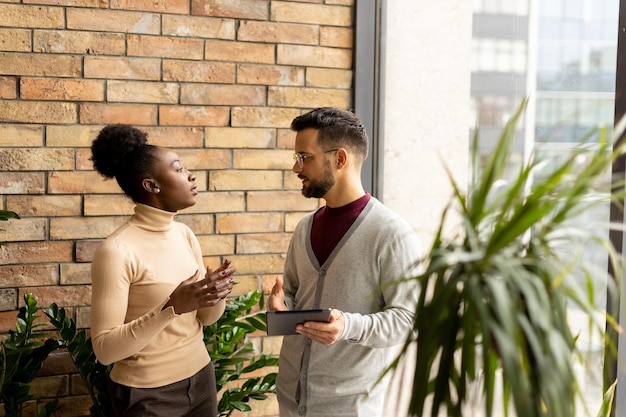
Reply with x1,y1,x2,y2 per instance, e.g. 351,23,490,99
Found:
142,178,160,194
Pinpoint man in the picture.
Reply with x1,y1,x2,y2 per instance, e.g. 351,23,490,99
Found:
269,107,422,417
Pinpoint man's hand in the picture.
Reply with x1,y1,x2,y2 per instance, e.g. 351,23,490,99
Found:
295,309,344,346
269,275,288,311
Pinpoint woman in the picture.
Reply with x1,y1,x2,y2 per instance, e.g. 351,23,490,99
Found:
89,124,234,417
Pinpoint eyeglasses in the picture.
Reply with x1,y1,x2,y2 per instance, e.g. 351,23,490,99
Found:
292,149,338,169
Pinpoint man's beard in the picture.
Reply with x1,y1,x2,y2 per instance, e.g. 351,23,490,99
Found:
302,163,335,198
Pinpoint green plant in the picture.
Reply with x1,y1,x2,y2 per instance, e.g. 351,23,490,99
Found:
42,290,276,417
204,291,278,417
43,304,113,417
0,294,61,417
388,100,625,417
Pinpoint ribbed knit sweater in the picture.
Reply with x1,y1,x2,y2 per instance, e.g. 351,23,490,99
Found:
277,197,422,417
90,203,225,388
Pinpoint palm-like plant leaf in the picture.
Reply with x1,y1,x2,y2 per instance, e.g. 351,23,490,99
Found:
391,100,625,417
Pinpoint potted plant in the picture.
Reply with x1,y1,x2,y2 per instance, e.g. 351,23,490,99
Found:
388,100,624,417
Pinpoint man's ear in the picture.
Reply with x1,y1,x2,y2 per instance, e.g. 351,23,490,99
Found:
336,148,348,169
142,178,160,194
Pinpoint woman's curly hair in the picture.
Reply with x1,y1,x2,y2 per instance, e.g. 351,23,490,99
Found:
90,124,158,201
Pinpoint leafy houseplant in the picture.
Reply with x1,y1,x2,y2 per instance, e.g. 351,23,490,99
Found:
204,291,278,416
0,294,61,417
43,290,276,417
390,100,625,417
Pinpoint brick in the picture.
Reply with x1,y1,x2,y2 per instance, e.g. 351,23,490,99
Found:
247,191,318,212
71,374,89,395
40,351,78,377
75,240,103,263
286,211,310,232
75,306,90,329
204,40,275,64
0,124,42,146
111,0,189,14
0,289,16,311
159,105,229,127
142,127,204,147
23,0,100,5
84,56,161,80
0,172,45,194
237,233,291,254
320,26,353,48
46,125,102,147
33,30,126,55
0,76,17,99
277,128,295,149
278,44,352,69
233,149,293,169
0,241,74,265
29,375,69,399
128,35,204,59
0,100,77,124
163,60,235,83
284,171,304,190
0,218,47,242
176,148,231,170
225,254,285,274
6,195,82,217
210,170,283,191
196,234,234,256
162,15,235,39
0,265,58,288
0,53,81,77
271,1,352,26
216,213,283,234
67,9,161,34
25,285,92,308
60,263,91,285
0,148,74,171
107,80,179,104
268,86,351,109
0,28,31,52
186,191,245,214
205,127,275,149
84,195,134,216
50,216,126,240
175,213,214,234
231,107,301,128
229,275,260,296
43,395,93,417
79,103,157,125
0,4,64,29
237,21,318,45
237,64,304,86
20,77,105,101
48,171,120,194
191,0,269,20
181,84,265,106
328,0,353,4
306,67,353,88
76,148,94,170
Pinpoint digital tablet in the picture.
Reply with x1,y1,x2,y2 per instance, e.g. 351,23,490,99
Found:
266,309,332,336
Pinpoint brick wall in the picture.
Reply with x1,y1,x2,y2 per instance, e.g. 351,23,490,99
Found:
0,1,354,415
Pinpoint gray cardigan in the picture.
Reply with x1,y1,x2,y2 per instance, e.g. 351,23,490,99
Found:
276,198,422,417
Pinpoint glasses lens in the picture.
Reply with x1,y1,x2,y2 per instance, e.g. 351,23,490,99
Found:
293,153,303,168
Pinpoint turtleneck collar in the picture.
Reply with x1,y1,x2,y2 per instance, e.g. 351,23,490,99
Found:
129,203,176,232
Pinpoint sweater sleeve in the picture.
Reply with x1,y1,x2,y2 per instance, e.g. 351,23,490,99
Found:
340,223,422,348
90,241,178,366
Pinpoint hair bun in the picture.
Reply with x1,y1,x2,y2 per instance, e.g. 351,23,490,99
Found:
90,124,148,178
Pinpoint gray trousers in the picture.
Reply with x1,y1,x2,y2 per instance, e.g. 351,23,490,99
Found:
108,362,218,417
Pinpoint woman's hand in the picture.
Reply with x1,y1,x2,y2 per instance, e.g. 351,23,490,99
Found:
163,260,236,314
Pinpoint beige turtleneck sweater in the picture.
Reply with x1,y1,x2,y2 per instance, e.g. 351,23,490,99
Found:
90,203,225,388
